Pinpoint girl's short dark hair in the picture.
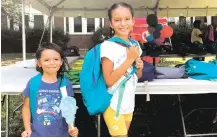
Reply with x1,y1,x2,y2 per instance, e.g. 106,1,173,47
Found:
108,2,134,21
36,42,67,77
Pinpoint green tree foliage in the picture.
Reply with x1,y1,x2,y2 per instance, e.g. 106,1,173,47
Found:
2,0,21,25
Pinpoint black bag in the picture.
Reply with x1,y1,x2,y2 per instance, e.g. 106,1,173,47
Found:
161,45,173,54
173,42,190,56
64,46,80,56
190,41,207,55
205,42,217,54
143,43,163,57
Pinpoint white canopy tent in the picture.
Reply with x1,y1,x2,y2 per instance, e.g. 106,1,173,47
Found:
23,0,217,17
20,0,217,60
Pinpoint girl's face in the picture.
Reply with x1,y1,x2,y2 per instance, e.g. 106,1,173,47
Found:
37,49,63,75
110,6,134,38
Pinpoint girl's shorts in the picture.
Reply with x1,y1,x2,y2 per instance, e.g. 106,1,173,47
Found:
103,106,133,136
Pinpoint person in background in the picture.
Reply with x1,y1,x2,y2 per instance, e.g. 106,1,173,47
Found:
191,20,204,61
204,24,214,44
191,20,203,44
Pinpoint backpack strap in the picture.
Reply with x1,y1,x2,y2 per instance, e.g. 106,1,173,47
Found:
107,37,140,117
58,76,68,98
107,37,138,47
112,68,137,117
29,73,68,122
29,73,42,122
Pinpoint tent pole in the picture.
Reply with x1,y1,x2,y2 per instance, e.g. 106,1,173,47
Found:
55,0,67,7
36,0,50,9
154,0,160,15
22,0,26,61
167,6,169,18
167,7,173,48
50,14,53,43
185,7,189,33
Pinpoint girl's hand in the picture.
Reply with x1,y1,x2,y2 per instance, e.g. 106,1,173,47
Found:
135,58,143,70
68,126,79,137
127,45,139,61
21,130,32,137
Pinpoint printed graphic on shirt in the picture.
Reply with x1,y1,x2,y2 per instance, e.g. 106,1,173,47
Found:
116,54,126,65
116,53,133,76
36,89,61,126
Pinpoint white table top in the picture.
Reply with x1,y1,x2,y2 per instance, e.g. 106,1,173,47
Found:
1,61,217,95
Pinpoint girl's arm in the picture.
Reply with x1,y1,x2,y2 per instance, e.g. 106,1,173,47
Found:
22,97,31,132
135,58,144,79
102,45,139,87
198,34,203,38
136,69,143,79
101,57,134,87
68,125,79,137
197,29,203,38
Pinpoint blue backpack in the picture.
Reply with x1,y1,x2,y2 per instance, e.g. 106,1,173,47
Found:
185,59,217,81
80,37,139,116
29,73,68,122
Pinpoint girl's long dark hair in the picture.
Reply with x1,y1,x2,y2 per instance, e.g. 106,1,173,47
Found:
108,2,134,39
108,2,134,21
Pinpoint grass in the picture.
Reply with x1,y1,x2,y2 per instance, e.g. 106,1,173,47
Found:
1,95,24,137
1,53,35,66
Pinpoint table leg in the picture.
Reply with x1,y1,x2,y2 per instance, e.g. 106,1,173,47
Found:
97,115,101,137
178,95,187,137
5,94,10,137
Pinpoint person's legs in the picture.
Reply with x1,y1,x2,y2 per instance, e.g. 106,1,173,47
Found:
103,106,130,137
124,112,133,133
125,121,132,131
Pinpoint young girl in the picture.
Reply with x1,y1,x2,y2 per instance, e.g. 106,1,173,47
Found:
21,43,79,137
100,2,143,137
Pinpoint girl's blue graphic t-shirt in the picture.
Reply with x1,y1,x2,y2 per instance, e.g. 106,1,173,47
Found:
23,79,74,137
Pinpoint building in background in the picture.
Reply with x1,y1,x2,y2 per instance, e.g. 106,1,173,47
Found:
1,4,217,50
